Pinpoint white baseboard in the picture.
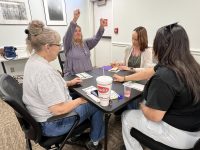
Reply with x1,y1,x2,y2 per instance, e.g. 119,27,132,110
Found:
112,42,130,47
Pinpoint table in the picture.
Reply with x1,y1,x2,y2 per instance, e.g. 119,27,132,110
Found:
65,68,144,150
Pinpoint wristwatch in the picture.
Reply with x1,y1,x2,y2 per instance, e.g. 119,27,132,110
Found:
129,67,135,72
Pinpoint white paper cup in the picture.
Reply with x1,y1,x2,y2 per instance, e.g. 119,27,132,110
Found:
96,76,113,106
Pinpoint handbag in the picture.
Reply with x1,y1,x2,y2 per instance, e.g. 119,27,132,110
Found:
3,46,17,60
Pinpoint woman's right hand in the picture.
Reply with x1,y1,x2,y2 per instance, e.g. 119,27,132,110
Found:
118,65,130,71
77,97,88,105
73,9,80,22
100,18,107,28
113,74,124,82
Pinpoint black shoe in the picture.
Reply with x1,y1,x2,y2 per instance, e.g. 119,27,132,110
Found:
69,132,90,146
86,141,102,150
114,114,121,121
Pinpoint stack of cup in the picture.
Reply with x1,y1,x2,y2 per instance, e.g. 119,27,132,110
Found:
96,76,113,106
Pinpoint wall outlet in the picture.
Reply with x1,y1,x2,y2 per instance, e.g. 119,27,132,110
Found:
10,67,15,72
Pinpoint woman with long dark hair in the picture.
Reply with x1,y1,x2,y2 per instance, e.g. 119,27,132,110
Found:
120,23,200,149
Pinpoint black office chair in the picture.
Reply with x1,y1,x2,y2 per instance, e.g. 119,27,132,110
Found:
130,127,200,150
57,50,76,96
58,50,65,76
0,74,90,150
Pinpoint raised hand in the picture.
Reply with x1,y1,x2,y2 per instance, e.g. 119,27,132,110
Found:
73,9,80,22
100,18,107,28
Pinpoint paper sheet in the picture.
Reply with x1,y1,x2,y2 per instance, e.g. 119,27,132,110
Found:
123,81,144,91
82,86,97,93
82,86,119,100
76,72,93,79
108,67,120,73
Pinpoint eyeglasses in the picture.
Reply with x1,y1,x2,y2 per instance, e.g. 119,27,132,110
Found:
164,22,178,32
49,43,63,48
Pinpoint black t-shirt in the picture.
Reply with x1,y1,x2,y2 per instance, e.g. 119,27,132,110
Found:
143,64,200,132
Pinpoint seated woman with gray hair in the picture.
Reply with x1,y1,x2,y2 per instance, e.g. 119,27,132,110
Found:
23,20,104,150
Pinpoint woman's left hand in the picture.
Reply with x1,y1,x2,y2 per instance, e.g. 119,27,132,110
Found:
113,74,124,82
100,18,107,28
69,77,82,86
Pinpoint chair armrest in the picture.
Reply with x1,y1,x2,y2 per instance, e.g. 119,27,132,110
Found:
130,128,182,150
47,111,79,122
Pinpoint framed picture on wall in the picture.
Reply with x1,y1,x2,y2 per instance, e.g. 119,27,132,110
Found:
97,0,106,6
0,0,31,25
43,0,67,26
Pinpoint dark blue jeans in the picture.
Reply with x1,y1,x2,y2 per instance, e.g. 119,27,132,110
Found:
127,96,143,109
41,103,104,142
114,96,143,116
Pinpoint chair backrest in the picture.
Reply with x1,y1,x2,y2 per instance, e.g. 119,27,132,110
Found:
58,50,65,73
0,74,42,142
194,139,200,150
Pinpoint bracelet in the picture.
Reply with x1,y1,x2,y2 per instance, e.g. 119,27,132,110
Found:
124,76,126,82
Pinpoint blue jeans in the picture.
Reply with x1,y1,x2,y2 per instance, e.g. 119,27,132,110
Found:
114,96,143,116
40,103,104,142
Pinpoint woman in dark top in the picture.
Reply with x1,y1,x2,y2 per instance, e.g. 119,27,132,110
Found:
119,23,200,149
